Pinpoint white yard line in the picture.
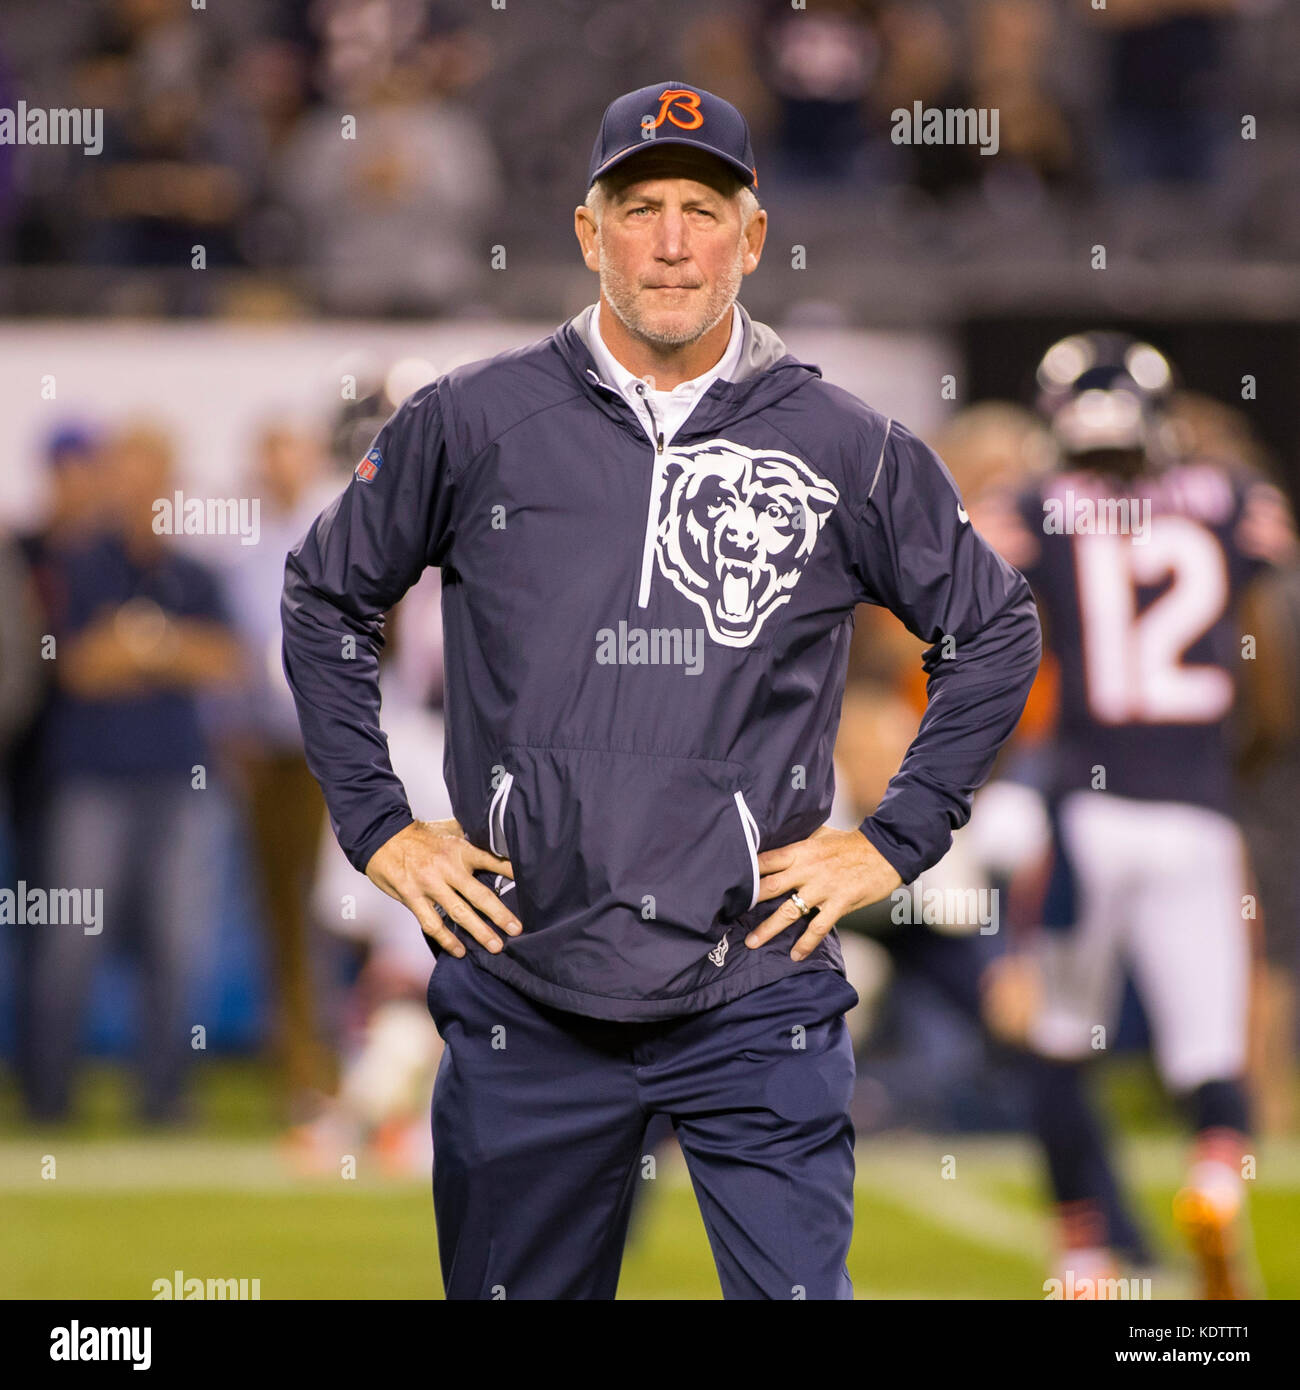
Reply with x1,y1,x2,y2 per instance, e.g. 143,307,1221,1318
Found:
854,1144,1047,1259
0,1140,385,1192
2,1134,1297,1198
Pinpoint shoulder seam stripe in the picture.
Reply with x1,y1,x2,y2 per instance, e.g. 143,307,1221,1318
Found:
866,418,892,502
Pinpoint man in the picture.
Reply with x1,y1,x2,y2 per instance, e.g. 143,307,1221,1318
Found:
981,332,1296,1298
282,82,1040,1299
224,423,338,1126
7,424,107,1114
29,422,244,1122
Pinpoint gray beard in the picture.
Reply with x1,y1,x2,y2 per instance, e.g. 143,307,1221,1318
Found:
599,243,744,349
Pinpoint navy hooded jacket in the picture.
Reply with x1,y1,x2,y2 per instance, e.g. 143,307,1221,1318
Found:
282,303,1041,1021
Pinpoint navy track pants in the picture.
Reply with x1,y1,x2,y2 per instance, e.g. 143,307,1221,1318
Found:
426,952,859,1300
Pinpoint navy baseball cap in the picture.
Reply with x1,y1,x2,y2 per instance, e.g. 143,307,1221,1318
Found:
587,81,757,190
46,422,100,468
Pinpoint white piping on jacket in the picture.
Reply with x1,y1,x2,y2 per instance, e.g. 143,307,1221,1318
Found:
636,385,666,609
733,790,761,911
488,771,515,897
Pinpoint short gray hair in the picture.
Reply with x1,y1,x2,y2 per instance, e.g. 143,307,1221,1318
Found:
584,176,760,230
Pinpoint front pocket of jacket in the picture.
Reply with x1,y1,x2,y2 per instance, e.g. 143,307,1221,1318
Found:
498,745,760,939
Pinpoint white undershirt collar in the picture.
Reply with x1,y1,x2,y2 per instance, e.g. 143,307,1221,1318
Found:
586,302,743,447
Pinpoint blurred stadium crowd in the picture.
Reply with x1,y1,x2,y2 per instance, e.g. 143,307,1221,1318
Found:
0,0,1298,317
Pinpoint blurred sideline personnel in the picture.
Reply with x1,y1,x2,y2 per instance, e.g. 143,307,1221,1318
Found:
283,82,1041,1299
835,407,1154,1263
25,424,244,1122
5,426,108,1106
981,332,1297,1298
222,423,337,1124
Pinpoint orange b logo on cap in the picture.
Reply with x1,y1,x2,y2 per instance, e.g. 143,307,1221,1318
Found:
653,88,704,131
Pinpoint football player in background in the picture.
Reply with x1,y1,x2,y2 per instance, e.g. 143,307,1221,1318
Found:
1165,391,1300,1139
835,400,1155,1269
980,333,1297,1298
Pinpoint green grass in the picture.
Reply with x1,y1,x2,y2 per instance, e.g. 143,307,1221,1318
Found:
0,1149,1046,1300
4,1062,1298,1300
7,1190,440,1300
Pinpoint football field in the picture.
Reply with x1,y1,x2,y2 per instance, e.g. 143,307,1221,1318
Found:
5,1065,1299,1300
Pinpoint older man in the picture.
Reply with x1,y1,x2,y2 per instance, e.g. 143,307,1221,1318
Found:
282,82,1041,1299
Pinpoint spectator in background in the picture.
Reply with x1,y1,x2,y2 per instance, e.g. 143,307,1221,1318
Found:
69,0,247,275
80,75,246,270
869,2,969,196
222,422,339,1125
968,0,1076,194
871,0,1077,204
25,423,244,1123
7,425,112,1112
274,1,502,315
753,0,886,186
1088,0,1243,186
12,425,113,617
0,46,18,266
214,37,313,285
695,0,1078,211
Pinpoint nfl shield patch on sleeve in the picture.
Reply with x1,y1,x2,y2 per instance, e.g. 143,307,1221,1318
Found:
355,447,383,483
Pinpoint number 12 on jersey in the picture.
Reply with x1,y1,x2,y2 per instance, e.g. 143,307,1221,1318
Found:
1074,516,1233,726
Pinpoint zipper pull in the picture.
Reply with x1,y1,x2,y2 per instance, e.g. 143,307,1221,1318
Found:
635,380,665,453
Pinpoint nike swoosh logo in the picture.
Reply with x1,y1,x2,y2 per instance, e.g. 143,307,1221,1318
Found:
957,505,970,524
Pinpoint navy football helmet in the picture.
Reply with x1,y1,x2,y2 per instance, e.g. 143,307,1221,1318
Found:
1034,331,1176,467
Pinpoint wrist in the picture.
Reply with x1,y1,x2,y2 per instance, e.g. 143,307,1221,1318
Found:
857,818,912,886
358,809,417,876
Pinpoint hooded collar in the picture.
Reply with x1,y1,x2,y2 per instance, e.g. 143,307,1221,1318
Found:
586,302,744,403
555,300,821,442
